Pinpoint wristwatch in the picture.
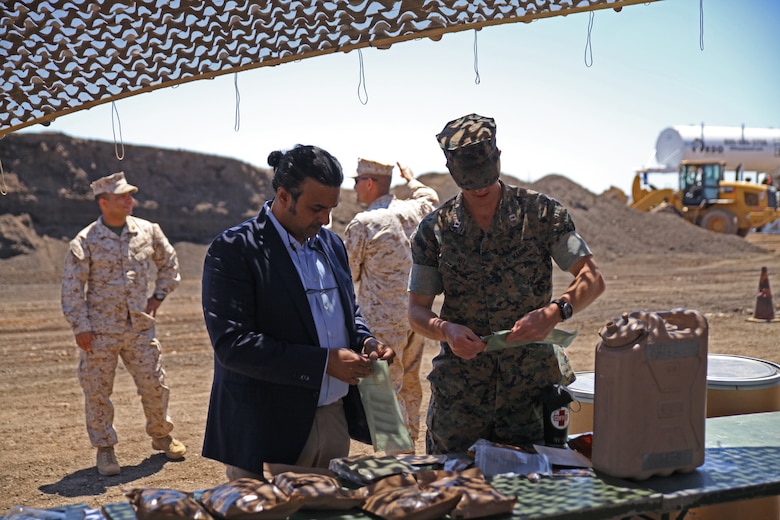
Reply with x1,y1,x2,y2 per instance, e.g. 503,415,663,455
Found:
153,292,165,302
552,299,573,321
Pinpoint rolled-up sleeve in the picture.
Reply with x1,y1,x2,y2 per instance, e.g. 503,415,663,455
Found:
551,231,593,271
408,263,443,295
408,219,443,296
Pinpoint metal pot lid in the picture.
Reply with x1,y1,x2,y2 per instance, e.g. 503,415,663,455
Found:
707,354,780,389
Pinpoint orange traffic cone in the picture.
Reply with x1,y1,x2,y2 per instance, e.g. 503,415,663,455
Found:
747,266,779,322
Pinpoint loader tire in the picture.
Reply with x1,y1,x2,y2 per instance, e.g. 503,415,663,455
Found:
700,208,738,235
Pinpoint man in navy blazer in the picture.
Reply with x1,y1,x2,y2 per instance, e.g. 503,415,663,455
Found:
201,145,394,479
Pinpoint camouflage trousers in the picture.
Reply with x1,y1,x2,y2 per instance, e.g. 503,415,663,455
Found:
78,325,173,447
378,329,427,442
425,343,573,454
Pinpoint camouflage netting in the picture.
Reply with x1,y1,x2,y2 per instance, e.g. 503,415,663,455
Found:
1,0,659,139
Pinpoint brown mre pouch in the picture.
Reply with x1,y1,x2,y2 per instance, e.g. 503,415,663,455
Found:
418,468,516,519
361,484,462,520
125,488,214,520
272,471,367,510
198,478,303,520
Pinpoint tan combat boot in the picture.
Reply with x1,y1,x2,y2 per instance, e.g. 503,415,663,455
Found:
151,435,187,459
96,447,120,476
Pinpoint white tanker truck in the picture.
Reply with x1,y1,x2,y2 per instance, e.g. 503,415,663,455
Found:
631,125,780,236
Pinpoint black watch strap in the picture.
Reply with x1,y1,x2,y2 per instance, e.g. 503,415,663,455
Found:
553,299,573,321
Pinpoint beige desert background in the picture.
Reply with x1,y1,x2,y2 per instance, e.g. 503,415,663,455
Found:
0,134,779,513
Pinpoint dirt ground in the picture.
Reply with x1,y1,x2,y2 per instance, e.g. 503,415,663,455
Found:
1,235,779,514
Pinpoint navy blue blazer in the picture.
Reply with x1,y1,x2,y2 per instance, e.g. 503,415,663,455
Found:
201,204,371,473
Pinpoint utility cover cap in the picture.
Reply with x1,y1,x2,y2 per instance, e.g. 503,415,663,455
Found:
599,312,647,348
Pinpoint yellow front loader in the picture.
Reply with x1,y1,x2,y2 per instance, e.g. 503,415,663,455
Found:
631,160,780,237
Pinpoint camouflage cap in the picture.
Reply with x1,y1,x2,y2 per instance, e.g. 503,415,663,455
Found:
90,171,138,196
436,113,500,191
353,158,393,178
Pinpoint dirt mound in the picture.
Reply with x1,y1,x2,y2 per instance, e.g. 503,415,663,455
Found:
0,213,45,258
530,174,761,261
0,132,273,242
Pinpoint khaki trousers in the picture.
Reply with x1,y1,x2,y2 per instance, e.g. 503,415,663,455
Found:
225,399,350,481
80,325,172,447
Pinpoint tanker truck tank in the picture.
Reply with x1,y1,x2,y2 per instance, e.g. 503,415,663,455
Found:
655,125,780,176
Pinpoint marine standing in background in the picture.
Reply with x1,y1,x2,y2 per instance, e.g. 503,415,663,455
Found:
407,114,605,454
344,158,439,442
61,172,185,477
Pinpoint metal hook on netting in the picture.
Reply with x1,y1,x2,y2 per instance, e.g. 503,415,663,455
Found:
473,29,481,85
699,0,705,50
584,11,594,67
111,101,125,161
357,49,368,105
234,72,241,132
0,156,7,196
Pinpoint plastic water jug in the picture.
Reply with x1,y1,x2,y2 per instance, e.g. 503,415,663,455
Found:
591,309,708,480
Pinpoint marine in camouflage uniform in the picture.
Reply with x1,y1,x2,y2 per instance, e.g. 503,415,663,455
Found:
407,114,605,454
345,158,439,441
61,172,183,474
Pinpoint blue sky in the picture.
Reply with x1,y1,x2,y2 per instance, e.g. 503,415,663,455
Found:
20,0,780,197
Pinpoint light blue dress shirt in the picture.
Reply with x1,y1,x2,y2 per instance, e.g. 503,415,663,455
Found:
267,203,350,406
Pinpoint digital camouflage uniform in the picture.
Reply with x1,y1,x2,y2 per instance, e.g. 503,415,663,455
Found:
345,179,439,441
61,215,180,448
409,181,592,454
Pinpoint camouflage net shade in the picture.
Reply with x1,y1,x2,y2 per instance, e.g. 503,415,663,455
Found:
1,0,659,139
